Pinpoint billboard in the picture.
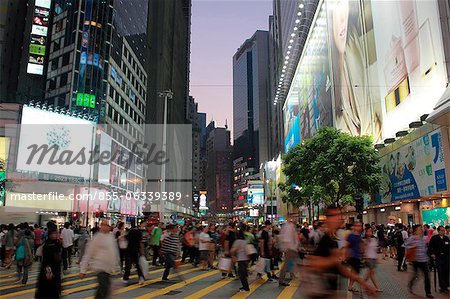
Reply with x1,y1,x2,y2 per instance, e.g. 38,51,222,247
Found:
370,0,447,139
15,106,96,179
422,207,450,227
27,1,50,75
377,128,447,204
247,180,264,205
327,0,383,142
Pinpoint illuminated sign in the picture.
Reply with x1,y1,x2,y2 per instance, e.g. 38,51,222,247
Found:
27,2,50,75
30,44,46,55
16,106,96,179
247,180,264,205
199,192,208,210
31,25,47,36
35,0,51,9
76,93,96,108
249,209,259,217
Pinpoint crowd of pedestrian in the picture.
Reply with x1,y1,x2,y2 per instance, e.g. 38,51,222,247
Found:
0,209,449,299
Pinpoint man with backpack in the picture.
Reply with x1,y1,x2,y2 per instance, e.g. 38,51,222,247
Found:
15,224,34,285
395,223,408,271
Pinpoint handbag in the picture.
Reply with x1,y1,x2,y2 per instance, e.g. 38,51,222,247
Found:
218,257,232,272
245,244,257,256
255,257,270,273
139,255,149,279
35,244,44,257
406,247,416,262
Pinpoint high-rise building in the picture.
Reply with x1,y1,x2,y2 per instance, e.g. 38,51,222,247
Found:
205,122,232,213
105,0,148,148
0,0,51,102
145,0,193,219
269,0,319,155
44,0,114,121
197,112,207,191
232,30,270,169
188,96,201,194
146,0,191,125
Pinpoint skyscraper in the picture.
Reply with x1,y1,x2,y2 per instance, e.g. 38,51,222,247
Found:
106,0,148,148
197,112,207,191
146,0,192,125
45,0,114,121
0,0,50,102
145,0,193,218
205,122,232,213
232,30,270,169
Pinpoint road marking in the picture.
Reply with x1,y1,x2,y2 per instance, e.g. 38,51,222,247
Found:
1,265,188,298
134,269,220,299
276,278,300,299
184,275,237,299
0,270,92,290
230,267,282,299
83,266,197,299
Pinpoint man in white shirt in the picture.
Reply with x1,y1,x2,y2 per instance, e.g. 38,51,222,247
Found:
60,222,74,270
278,218,299,286
199,226,211,270
80,219,120,298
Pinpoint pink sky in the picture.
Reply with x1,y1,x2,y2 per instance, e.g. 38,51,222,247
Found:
190,0,273,136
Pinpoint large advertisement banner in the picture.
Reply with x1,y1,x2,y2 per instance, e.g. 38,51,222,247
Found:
370,0,447,139
378,129,447,203
283,2,333,153
15,106,96,179
327,0,382,142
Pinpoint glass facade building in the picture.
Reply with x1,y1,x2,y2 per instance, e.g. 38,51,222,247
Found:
232,30,270,168
45,0,114,121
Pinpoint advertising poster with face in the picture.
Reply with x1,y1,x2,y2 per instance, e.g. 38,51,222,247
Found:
370,0,447,139
377,129,447,204
327,0,382,142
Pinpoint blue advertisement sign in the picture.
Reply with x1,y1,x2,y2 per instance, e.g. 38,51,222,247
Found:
247,181,264,205
284,115,300,153
376,129,448,204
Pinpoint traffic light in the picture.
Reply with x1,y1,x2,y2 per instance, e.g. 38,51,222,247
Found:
71,212,79,220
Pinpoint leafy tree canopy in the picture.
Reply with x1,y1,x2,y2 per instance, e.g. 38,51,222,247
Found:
283,127,382,207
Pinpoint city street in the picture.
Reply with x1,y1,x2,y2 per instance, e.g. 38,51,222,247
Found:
1,257,448,298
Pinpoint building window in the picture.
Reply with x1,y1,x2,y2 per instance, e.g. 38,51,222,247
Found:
60,73,68,87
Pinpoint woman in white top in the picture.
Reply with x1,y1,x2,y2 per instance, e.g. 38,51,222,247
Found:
363,227,382,292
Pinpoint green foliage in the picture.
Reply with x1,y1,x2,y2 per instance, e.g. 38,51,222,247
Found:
282,127,382,207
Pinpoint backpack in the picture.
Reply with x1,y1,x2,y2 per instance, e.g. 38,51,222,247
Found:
394,231,404,247
16,241,26,261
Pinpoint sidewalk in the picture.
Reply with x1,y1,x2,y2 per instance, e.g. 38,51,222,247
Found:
352,257,449,299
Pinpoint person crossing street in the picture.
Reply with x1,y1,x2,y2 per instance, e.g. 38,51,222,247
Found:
80,219,120,299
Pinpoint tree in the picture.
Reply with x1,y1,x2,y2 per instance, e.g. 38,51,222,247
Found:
283,127,382,208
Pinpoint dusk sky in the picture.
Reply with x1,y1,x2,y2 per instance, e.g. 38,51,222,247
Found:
190,0,273,137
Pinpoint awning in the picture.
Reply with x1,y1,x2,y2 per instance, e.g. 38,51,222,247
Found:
426,86,450,125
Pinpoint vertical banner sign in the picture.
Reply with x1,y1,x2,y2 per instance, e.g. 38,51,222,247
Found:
27,0,51,75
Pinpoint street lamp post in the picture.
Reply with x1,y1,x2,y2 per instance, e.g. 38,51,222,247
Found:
266,178,275,222
157,90,173,220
